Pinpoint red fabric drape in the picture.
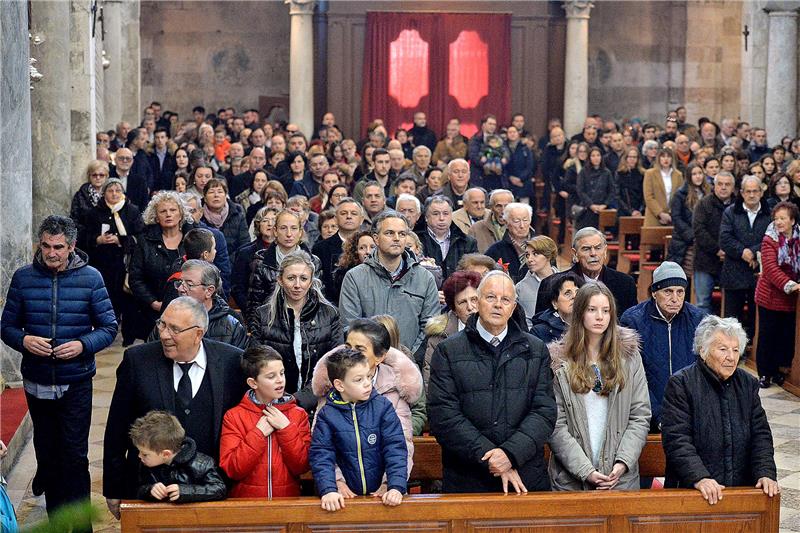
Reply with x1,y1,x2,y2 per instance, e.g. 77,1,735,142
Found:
362,12,510,141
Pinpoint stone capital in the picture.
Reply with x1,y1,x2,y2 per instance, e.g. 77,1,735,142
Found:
285,0,316,17
563,0,594,19
763,0,800,14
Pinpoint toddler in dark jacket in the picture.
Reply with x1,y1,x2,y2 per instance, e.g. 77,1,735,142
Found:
310,348,407,511
130,411,226,503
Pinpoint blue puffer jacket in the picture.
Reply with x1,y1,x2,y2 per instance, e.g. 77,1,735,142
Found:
310,389,407,497
1,249,117,384
620,299,706,430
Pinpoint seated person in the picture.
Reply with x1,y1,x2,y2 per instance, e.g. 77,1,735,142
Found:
310,348,407,511
129,411,226,503
220,346,311,498
661,315,780,505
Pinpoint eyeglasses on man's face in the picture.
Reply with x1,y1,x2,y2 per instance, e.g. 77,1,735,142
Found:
155,319,201,336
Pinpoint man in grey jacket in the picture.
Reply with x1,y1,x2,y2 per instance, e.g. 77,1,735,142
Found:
339,210,440,352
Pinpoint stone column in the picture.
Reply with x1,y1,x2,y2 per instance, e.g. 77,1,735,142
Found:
562,0,593,138
286,0,316,137
70,0,97,193
0,0,33,382
764,4,799,142
103,0,123,129
120,0,140,125
30,1,72,229
740,0,769,127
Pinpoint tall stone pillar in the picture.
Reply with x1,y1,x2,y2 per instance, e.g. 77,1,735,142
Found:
30,1,73,229
562,0,593,137
286,0,316,137
70,0,97,193
0,0,33,382
103,0,123,129
764,3,799,142
120,0,140,125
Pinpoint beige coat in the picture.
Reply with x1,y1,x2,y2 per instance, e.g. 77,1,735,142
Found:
468,216,505,253
452,208,488,236
643,167,683,226
546,327,651,491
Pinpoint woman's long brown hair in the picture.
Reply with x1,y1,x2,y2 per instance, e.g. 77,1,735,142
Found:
562,282,626,395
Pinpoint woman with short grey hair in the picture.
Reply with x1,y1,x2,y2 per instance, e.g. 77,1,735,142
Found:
661,315,779,505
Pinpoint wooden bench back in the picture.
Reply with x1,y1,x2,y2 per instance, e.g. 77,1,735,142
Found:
120,489,780,532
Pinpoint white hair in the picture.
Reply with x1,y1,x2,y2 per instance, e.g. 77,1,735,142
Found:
502,202,533,222
693,315,748,362
166,296,209,333
714,171,735,185
572,226,607,249
740,174,762,189
412,145,431,157
396,193,421,213
489,188,513,205
448,158,468,171
477,270,517,298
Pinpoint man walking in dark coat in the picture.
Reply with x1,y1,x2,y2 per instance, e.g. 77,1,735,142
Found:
103,297,244,519
429,271,556,493
1,215,117,523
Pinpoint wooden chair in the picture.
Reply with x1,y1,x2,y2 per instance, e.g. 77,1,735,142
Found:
636,226,673,302
598,209,618,267
615,216,644,274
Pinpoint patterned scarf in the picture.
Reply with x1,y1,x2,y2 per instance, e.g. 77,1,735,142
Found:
203,201,229,228
777,223,800,278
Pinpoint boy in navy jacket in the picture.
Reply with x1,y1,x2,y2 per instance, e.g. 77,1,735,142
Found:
310,348,407,511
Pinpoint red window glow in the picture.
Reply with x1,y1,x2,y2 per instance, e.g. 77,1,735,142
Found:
448,31,489,109
389,29,430,109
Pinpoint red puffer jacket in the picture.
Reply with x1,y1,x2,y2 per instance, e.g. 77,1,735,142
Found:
755,232,798,313
219,392,311,498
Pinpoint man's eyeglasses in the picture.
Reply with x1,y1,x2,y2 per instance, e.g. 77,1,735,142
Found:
155,319,201,336
174,279,208,290
116,156,133,162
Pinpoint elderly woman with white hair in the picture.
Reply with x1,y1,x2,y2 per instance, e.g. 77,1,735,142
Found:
661,315,779,505
485,202,534,281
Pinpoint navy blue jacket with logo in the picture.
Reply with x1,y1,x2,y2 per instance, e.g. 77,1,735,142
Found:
0,249,117,384
310,389,408,496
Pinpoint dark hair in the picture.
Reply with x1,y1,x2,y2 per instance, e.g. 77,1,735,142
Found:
347,318,391,358
442,270,482,311
772,200,800,222
317,209,337,231
424,167,443,180
129,411,185,453
549,272,584,305
154,127,169,137
38,215,78,245
192,106,206,114
373,148,390,160
326,347,368,383
183,228,215,259
241,345,283,380
424,194,454,215
203,177,228,196
286,150,307,171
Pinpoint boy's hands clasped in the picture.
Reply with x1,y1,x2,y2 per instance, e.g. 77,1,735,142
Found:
257,406,291,436
150,482,180,501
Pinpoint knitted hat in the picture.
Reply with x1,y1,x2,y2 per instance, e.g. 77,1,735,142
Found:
101,177,126,195
651,261,688,292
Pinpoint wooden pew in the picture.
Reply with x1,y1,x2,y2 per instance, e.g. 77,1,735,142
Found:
120,488,780,532
301,434,666,482
616,216,645,274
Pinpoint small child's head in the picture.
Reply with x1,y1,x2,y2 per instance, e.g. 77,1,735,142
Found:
130,411,185,468
327,347,371,403
486,135,502,149
242,345,286,403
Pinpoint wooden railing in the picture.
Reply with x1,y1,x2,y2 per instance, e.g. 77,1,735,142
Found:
120,488,780,532
298,434,667,483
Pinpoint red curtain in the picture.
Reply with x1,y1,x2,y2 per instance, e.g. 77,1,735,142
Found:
362,12,511,140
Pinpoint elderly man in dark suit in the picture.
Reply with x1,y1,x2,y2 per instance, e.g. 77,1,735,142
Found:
536,227,638,315
103,296,244,519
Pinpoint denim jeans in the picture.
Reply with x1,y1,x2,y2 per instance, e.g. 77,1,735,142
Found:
26,379,92,528
693,270,716,314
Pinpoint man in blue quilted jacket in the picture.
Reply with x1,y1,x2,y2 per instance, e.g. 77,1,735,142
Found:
1,215,117,524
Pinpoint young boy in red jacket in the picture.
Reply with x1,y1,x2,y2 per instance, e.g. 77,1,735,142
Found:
219,346,311,498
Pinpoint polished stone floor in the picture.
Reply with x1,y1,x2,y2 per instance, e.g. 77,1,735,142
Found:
6,337,800,532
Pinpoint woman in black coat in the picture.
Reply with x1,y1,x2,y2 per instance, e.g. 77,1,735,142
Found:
574,146,615,230
661,315,779,505
71,160,110,250
246,209,320,322
615,147,645,217
250,251,343,411
85,178,144,344
505,126,536,202
667,163,710,270
200,178,250,263
128,191,197,340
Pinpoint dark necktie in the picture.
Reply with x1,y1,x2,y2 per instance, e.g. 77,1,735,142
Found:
176,362,195,414
490,336,501,347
